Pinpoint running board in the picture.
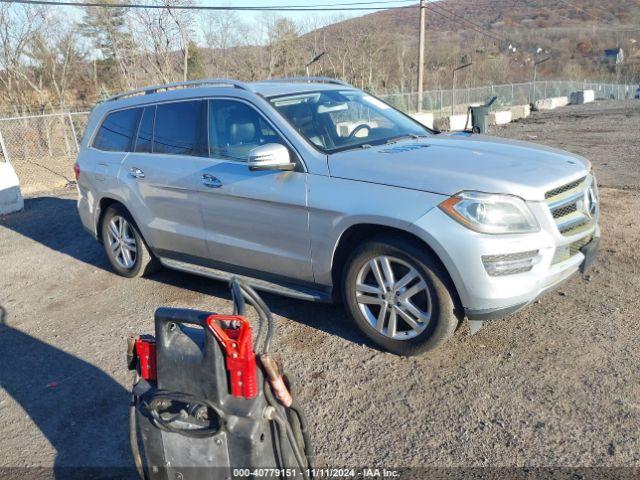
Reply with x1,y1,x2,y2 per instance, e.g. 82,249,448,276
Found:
159,257,331,302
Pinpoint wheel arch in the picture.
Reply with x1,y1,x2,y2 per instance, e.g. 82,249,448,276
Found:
330,223,463,312
95,196,146,245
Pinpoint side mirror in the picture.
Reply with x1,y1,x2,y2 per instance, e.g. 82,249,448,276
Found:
248,144,296,171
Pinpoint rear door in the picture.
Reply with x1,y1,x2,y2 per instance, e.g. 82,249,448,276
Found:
87,107,141,187
198,98,313,282
120,100,210,259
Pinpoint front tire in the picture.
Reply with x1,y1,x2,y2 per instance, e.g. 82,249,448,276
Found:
342,235,460,356
101,204,160,278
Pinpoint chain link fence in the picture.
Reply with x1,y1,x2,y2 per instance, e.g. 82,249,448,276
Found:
0,80,637,196
380,80,637,114
0,112,88,195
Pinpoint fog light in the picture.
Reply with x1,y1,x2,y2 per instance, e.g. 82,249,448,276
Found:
482,250,540,276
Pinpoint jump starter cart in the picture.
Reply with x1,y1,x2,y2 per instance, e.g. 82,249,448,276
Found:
128,280,314,480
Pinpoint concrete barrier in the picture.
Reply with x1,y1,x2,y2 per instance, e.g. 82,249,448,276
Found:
489,110,512,126
570,90,595,105
410,112,434,129
0,161,24,215
433,114,469,132
510,104,531,120
532,96,569,111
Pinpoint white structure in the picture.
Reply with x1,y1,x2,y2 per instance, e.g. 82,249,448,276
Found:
510,104,531,120
533,96,569,111
0,161,24,215
411,112,434,129
433,114,469,131
489,110,512,126
570,90,595,105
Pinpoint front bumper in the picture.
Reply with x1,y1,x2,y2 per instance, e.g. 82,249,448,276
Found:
409,203,600,321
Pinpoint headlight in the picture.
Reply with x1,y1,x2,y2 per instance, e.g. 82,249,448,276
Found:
439,191,539,234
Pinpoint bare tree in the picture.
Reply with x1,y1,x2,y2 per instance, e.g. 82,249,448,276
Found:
0,4,47,114
28,26,87,110
133,0,195,84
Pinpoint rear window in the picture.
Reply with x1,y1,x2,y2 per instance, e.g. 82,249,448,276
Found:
153,101,207,156
93,108,141,152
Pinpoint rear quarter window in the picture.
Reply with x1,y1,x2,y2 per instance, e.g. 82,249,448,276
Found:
93,108,141,152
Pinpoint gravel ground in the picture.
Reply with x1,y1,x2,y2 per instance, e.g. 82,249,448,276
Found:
1,100,639,475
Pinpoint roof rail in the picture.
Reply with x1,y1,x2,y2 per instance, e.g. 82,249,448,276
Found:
105,78,250,102
263,76,353,87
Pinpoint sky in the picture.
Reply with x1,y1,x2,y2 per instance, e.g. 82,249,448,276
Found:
227,0,417,24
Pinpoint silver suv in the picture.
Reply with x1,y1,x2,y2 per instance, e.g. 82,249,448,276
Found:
76,77,600,355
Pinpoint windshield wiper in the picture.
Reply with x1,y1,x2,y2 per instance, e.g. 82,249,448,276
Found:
384,133,428,144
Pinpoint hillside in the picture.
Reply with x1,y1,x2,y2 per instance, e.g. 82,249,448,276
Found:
1,0,639,114
304,0,640,90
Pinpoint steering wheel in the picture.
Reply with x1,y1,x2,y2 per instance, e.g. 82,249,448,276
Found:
348,124,371,139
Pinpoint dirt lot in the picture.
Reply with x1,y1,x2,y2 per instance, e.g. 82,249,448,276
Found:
1,100,639,476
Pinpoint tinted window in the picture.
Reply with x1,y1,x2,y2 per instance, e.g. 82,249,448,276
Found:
209,99,283,161
93,108,141,152
135,106,155,153
153,101,206,156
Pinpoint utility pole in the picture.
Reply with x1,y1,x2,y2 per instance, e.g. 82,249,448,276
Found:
417,0,426,112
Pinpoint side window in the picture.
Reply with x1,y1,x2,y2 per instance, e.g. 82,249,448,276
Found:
93,108,141,152
135,106,155,153
209,99,283,161
153,101,207,156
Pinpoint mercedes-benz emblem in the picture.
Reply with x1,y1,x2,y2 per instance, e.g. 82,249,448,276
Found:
583,186,597,218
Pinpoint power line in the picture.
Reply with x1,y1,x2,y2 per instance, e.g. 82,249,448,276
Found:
422,3,506,44
425,0,508,43
0,0,419,11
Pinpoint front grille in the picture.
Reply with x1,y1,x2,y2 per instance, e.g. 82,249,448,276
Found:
545,177,585,199
559,219,592,236
551,203,577,219
545,176,597,237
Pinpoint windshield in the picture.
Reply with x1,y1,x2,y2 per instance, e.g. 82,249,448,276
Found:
269,90,432,153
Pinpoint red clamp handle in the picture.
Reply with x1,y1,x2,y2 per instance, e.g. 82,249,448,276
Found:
206,314,258,399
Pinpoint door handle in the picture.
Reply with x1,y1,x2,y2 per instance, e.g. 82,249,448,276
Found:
129,167,145,179
201,173,222,188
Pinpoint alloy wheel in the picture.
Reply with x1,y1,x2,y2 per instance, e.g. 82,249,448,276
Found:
355,255,432,340
106,215,138,270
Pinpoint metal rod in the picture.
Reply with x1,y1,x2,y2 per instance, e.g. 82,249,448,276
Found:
452,62,473,116
417,0,426,113
67,112,79,152
0,131,9,163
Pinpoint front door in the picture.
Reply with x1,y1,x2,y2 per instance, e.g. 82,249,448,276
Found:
198,98,313,283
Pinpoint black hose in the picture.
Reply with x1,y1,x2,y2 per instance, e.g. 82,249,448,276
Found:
230,277,246,316
231,279,274,354
263,379,287,469
264,380,309,478
238,282,274,353
289,401,315,469
129,395,148,480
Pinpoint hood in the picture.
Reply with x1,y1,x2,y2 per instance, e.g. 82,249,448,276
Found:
327,133,591,201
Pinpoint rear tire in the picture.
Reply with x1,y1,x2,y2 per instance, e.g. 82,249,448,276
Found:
101,204,160,278
342,235,460,356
